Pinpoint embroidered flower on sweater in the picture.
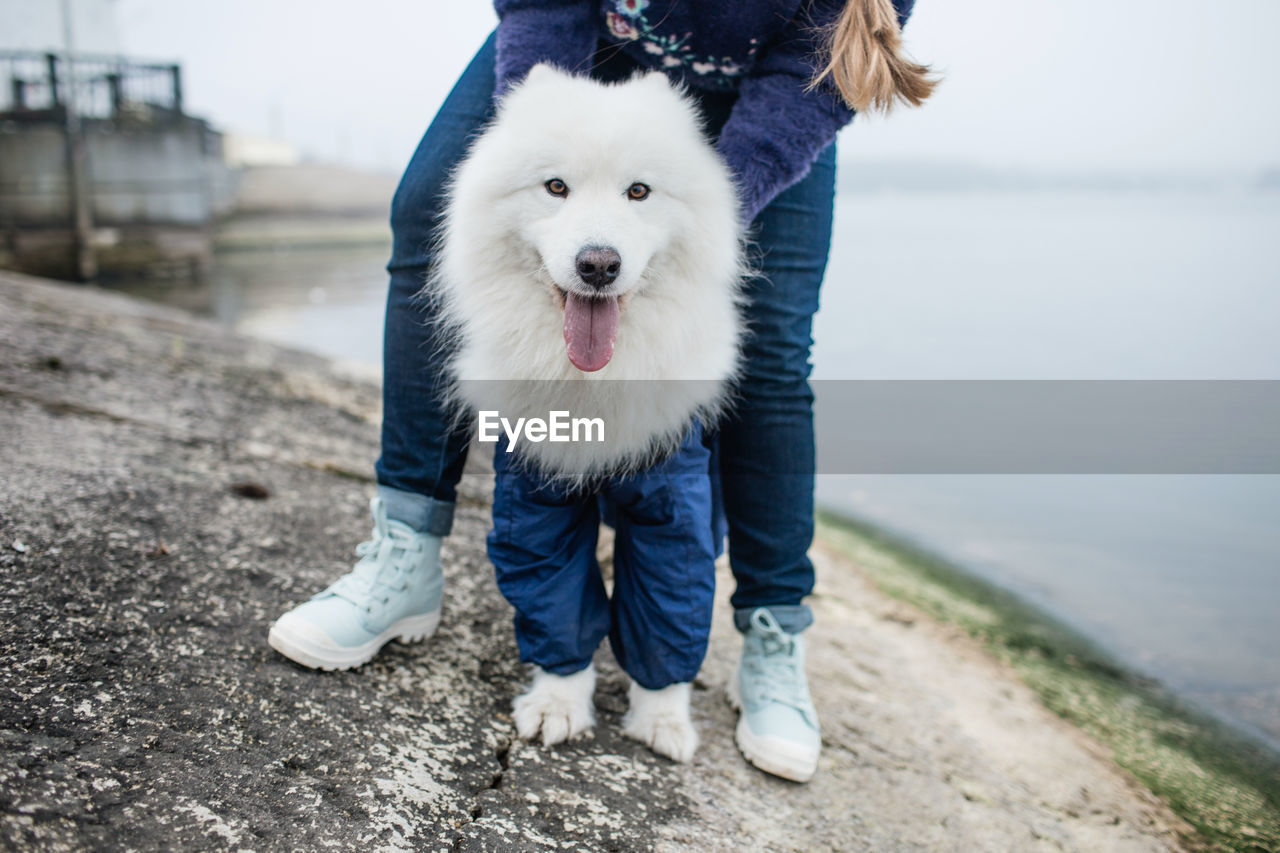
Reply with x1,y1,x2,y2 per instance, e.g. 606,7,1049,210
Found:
606,12,639,40
614,0,648,18
600,11,759,86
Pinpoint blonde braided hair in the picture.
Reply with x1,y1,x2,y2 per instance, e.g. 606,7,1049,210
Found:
811,0,938,113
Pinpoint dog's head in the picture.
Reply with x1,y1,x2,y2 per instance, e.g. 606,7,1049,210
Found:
442,65,741,372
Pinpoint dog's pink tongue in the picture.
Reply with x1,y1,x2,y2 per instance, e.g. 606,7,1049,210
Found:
563,293,619,372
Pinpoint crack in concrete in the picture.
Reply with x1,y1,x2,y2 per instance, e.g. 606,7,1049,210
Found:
450,735,514,851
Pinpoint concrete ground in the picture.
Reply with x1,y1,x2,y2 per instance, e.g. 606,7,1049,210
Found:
0,271,1194,851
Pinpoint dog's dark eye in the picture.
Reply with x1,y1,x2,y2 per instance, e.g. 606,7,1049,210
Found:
546,178,569,198
627,182,650,201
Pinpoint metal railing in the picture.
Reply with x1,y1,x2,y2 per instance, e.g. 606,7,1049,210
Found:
0,50,183,121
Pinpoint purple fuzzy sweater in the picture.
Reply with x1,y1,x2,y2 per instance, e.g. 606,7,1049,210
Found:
492,0,916,221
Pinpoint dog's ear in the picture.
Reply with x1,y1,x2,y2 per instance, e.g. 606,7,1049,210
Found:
524,63,565,86
636,70,676,93
811,0,938,113
631,70,686,104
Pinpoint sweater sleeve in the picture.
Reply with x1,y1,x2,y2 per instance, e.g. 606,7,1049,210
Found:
716,0,916,223
493,0,598,98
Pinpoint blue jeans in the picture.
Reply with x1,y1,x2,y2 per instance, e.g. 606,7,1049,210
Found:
489,424,716,690
375,32,836,635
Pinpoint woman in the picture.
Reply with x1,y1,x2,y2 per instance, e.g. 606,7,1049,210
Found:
269,0,934,782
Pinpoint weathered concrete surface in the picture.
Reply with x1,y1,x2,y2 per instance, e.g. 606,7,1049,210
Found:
0,271,1194,851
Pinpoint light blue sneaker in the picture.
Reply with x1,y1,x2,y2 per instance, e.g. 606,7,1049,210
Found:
729,608,822,782
267,497,444,670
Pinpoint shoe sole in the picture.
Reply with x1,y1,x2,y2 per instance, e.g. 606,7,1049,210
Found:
727,680,820,783
267,608,441,671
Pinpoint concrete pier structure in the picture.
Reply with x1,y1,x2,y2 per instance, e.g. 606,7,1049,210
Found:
0,50,233,280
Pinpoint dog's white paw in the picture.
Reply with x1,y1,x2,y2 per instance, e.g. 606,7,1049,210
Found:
622,680,698,762
513,665,596,747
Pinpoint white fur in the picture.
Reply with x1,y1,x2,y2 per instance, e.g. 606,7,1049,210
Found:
445,68,741,763
622,681,698,763
513,664,597,746
434,65,745,484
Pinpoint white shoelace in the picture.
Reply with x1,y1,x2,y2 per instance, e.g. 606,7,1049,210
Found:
327,503,423,607
745,610,815,716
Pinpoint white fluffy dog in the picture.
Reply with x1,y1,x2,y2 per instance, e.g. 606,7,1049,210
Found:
434,65,743,761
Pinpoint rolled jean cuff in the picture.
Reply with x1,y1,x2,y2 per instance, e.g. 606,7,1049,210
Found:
733,604,813,635
376,484,455,536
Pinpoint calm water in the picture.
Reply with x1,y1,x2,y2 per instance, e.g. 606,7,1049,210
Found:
813,190,1280,749
118,189,1280,749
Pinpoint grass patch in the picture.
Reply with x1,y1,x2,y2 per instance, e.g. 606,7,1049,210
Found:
816,509,1280,853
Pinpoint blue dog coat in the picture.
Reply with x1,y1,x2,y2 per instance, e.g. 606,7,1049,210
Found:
488,422,717,690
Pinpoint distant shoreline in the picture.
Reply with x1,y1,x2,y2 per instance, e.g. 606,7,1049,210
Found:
836,160,1280,194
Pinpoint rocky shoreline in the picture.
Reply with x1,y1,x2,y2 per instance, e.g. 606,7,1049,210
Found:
0,271,1192,851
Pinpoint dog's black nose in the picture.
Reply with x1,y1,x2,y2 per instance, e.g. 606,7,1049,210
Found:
575,247,621,289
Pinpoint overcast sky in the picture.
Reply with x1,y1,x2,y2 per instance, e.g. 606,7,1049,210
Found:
18,0,1280,176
